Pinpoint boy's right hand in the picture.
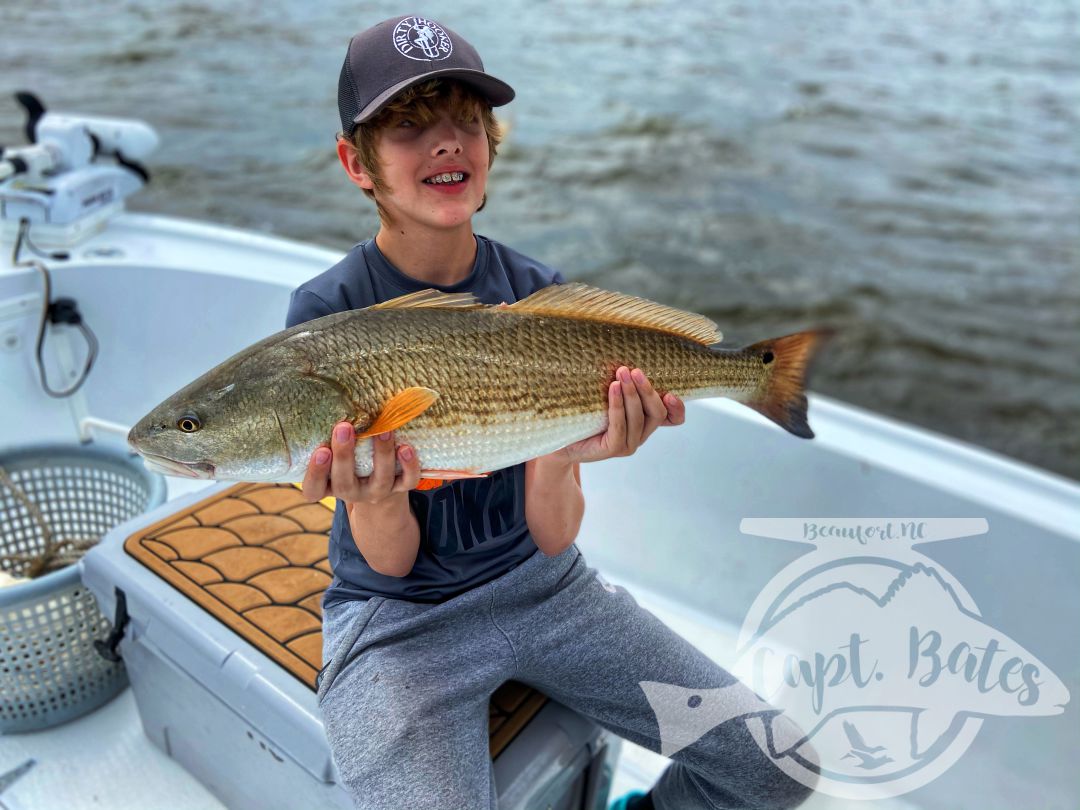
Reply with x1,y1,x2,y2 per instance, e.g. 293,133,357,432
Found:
300,421,422,504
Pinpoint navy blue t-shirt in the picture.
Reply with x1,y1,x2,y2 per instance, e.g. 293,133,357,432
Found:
285,235,564,608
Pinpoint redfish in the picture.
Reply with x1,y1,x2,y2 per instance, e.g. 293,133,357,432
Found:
128,284,831,484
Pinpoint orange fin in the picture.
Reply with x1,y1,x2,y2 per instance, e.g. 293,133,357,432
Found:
356,387,439,438
742,329,834,439
414,478,446,491
421,468,489,481
508,283,722,345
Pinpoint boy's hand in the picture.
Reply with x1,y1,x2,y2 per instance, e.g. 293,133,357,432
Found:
553,367,684,466
300,421,422,504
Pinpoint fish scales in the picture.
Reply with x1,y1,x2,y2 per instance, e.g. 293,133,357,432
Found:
127,284,830,483
268,308,747,479
297,309,730,424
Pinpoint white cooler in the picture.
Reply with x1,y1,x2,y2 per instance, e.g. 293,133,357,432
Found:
81,481,620,810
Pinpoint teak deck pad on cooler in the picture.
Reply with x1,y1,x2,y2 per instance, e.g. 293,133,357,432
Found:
123,482,548,757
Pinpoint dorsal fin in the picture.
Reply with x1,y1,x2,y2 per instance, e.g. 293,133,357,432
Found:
508,283,723,345
369,289,483,311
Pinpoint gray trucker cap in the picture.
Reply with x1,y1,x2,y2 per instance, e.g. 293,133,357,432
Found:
337,15,515,138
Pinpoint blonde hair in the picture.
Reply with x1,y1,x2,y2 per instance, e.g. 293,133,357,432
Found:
340,79,504,222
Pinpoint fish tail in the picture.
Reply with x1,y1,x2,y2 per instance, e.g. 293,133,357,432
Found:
738,329,834,439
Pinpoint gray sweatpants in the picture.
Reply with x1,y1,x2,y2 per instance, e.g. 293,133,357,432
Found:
316,543,815,810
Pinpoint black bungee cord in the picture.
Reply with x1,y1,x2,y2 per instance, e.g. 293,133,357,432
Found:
12,217,99,398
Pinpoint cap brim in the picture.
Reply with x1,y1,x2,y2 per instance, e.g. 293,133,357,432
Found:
352,68,515,125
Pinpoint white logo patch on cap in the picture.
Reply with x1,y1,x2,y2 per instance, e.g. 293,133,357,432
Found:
393,17,452,61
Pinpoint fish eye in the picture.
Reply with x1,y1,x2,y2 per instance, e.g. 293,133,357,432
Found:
762,351,774,365
177,414,202,433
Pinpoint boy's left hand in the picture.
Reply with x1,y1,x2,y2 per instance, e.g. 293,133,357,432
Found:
553,366,684,465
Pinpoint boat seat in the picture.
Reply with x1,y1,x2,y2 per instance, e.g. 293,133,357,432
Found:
121,482,548,758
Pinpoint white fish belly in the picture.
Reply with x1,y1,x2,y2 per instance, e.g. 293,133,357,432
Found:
262,411,606,484
358,410,609,477
267,383,739,484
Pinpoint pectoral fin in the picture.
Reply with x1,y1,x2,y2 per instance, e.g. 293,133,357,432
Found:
356,387,439,438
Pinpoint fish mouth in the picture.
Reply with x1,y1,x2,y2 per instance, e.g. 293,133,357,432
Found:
138,452,216,480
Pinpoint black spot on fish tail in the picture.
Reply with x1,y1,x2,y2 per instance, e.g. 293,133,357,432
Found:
741,328,835,439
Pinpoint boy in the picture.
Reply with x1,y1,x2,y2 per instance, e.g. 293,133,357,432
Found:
287,15,814,810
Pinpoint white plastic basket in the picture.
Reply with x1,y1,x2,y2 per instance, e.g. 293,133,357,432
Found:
0,444,165,733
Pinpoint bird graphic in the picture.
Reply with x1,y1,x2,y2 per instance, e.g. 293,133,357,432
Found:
842,748,895,770
840,720,893,769
842,720,886,754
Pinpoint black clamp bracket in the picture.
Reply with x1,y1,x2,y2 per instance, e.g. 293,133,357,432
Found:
94,587,130,663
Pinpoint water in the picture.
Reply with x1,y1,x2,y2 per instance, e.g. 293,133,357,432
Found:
2,0,1077,480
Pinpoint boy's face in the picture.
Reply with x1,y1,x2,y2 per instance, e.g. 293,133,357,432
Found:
342,99,490,232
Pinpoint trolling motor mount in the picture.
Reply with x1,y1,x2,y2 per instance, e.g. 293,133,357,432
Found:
0,92,160,242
